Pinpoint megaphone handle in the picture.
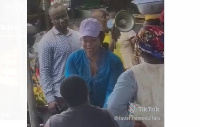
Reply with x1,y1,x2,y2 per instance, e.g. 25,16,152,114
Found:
111,26,117,49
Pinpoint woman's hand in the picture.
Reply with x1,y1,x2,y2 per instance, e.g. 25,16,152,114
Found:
111,27,121,42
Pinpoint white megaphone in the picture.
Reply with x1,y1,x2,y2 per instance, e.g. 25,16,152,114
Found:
107,10,135,32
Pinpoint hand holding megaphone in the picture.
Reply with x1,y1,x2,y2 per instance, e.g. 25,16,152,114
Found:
111,25,121,42
107,10,135,50
107,18,120,49
107,10,135,42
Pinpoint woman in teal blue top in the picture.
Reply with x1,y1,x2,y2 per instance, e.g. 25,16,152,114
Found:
65,18,124,108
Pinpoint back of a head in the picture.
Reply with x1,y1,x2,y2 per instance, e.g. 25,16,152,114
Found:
48,3,68,17
60,75,89,107
133,25,164,63
91,9,109,19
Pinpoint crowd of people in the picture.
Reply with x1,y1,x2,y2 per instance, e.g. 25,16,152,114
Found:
37,2,164,127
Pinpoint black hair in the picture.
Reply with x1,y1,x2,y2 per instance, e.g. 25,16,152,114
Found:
102,43,109,49
99,31,105,44
60,75,89,107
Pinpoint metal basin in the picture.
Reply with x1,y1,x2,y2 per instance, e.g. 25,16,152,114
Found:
133,0,164,14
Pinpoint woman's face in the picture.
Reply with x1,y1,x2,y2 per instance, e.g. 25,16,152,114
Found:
81,36,101,57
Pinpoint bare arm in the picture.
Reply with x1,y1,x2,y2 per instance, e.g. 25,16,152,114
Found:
109,39,116,52
109,27,121,52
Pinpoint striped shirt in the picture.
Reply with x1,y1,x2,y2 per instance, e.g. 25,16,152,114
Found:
38,27,81,103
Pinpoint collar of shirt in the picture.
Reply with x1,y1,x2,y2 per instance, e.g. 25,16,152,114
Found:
52,27,72,36
68,103,90,111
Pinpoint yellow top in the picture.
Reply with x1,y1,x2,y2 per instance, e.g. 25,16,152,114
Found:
103,32,124,65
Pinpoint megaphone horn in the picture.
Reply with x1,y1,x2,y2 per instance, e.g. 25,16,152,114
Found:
115,10,135,32
107,10,135,32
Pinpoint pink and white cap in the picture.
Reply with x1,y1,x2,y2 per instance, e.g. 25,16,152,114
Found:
79,18,102,38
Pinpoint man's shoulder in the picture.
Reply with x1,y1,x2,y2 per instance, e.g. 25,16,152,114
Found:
49,114,62,124
48,113,69,127
131,62,151,70
87,105,110,116
39,29,55,44
48,105,113,127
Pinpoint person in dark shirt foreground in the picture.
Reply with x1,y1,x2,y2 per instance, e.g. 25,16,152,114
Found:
44,75,119,127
